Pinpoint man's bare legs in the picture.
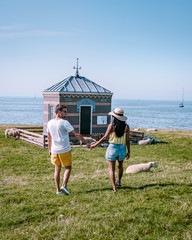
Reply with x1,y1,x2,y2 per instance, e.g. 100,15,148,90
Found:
116,160,123,186
108,161,116,192
55,165,72,193
62,165,72,189
55,165,61,192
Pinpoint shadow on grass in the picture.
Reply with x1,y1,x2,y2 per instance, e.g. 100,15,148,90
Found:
80,183,192,194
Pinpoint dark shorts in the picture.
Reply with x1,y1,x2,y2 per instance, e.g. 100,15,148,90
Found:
105,143,126,162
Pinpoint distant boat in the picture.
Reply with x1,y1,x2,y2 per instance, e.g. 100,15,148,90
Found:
179,89,184,107
179,102,184,108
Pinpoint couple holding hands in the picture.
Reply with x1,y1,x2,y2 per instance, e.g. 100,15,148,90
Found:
47,104,130,194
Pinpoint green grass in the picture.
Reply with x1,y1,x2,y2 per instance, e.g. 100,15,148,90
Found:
0,125,192,240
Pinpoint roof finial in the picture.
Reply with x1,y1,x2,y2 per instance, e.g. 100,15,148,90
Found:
73,58,81,77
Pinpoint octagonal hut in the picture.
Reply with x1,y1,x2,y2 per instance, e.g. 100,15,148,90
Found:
42,61,113,136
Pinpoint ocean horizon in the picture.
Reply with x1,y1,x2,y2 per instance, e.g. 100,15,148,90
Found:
0,96,192,130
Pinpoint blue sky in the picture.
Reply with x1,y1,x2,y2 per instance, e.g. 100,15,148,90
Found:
0,0,191,100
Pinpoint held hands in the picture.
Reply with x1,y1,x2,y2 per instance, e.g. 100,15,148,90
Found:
85,143,96,150
89,143,96,150
86,143,91,149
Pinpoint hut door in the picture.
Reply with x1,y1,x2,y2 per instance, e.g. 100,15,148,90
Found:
80,106,91,134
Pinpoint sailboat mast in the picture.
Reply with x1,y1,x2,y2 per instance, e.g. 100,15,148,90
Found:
182,88,184,104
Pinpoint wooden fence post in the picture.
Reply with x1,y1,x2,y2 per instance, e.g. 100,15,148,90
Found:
43,134,46,148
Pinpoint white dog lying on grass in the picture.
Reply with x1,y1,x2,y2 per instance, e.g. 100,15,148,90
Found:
126,162,158,173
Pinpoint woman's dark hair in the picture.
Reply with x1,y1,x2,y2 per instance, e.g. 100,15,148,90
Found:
55,104,67,114
113,117,126,137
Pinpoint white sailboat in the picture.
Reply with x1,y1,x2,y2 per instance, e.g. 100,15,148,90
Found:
179,89,184,107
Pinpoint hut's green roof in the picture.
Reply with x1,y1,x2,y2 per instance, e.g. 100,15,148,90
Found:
43,76,112,95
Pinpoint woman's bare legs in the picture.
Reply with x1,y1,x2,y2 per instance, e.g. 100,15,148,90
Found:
108,161,116,192
116,160,123,186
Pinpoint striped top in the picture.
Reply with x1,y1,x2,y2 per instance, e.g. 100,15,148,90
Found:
108,131,126,145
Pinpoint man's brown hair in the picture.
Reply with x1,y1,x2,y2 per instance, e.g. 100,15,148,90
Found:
55,104,67,114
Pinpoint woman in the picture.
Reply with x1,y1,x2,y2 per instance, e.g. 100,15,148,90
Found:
90,108,130,192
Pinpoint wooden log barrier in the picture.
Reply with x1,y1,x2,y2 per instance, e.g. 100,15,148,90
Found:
129,131,144,141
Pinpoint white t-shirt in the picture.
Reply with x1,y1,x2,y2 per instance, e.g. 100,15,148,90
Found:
47,118,74,154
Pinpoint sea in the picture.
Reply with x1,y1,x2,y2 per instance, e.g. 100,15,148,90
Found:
0,97,191,130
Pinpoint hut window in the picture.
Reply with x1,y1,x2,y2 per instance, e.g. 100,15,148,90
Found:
48,105,54,120
97,116,107,125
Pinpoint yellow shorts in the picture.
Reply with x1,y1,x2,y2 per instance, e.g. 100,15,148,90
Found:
51,151,72,167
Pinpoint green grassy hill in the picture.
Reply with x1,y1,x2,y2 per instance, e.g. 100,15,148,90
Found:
0,125,192,240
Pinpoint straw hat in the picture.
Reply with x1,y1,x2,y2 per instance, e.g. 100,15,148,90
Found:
108,108,127,121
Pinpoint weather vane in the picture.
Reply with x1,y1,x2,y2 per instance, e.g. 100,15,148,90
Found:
73,58,81,77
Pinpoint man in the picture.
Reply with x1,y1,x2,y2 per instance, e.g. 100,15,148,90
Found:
47,104,89,195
